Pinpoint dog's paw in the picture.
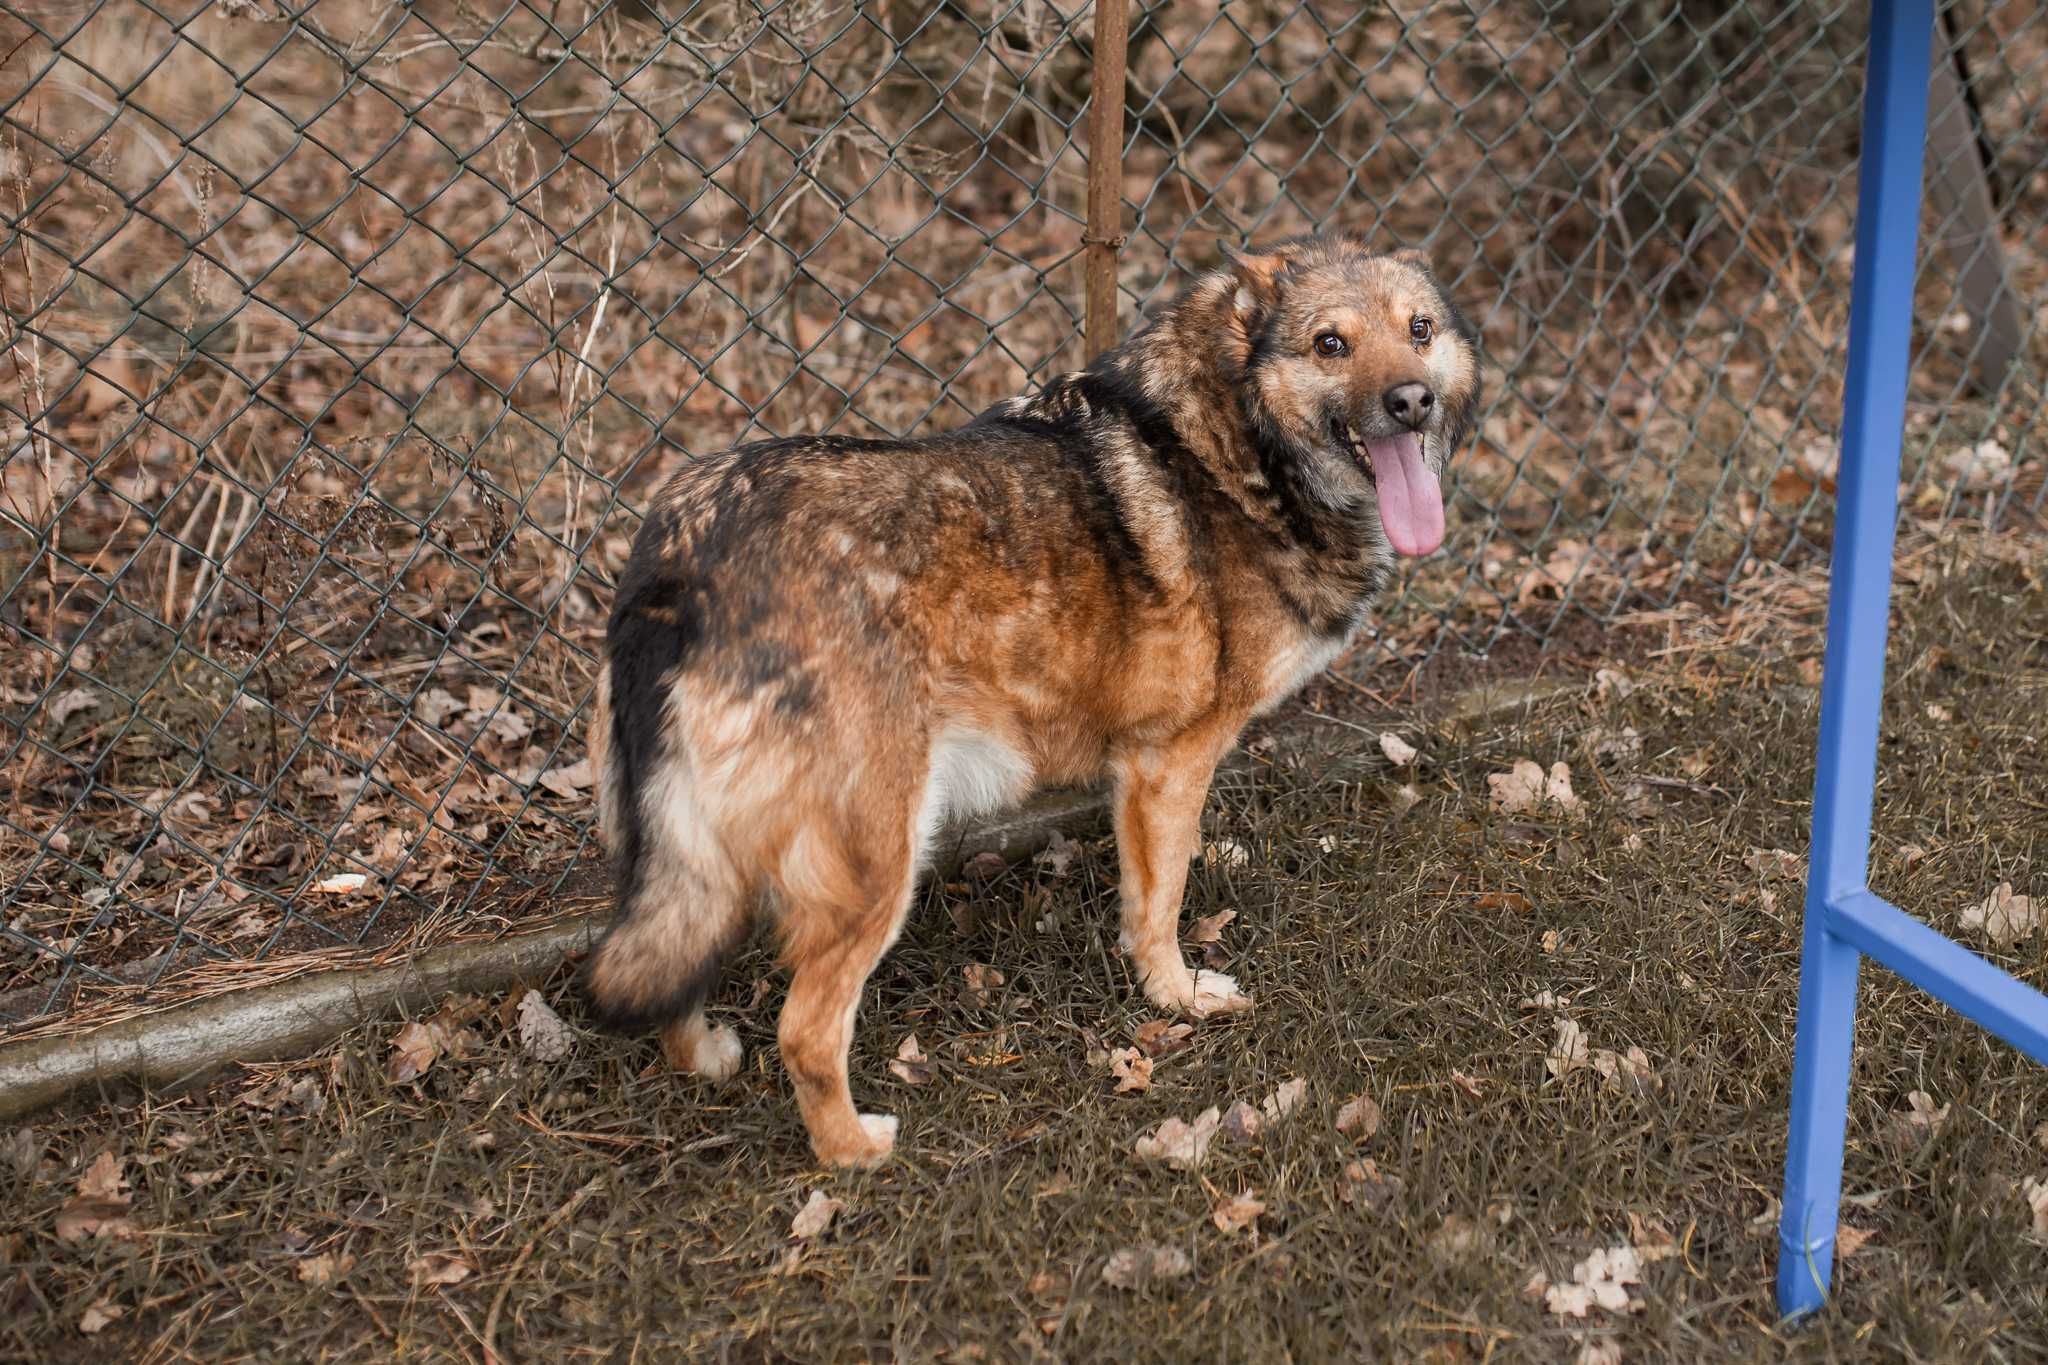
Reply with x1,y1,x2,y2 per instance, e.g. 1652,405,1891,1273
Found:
818,1113,899,1170
663,1022,744,1081
1188,971,1254,1017
692,1025,744,1081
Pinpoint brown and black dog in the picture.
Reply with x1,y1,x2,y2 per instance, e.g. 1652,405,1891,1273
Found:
584,233,1482,1166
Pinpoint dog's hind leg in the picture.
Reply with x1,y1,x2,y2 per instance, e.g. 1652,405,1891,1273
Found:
1112,725,1253,1017
773,803,919,1169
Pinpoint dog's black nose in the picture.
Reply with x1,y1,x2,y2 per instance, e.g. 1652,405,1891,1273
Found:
1382,382,1435,430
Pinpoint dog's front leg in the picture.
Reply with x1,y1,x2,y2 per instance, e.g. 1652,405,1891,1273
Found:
1111,728,1253,1017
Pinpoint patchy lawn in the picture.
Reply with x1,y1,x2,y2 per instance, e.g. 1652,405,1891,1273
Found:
4,533,2045,1362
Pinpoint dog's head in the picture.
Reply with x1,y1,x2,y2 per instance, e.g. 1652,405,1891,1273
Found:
1223,236,1481,557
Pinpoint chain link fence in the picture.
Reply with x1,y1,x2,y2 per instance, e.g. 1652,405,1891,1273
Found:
2,0,2043,1035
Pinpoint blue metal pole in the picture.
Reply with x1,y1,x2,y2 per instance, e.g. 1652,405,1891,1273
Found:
1775,0,1936,1320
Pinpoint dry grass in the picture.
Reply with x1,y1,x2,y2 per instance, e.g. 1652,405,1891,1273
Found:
3,532,2043,1360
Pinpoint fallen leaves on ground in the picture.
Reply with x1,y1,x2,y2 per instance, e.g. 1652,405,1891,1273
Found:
55,1152,137,1243
1211,1190,1266,1234
1107,1047,1152,1094
1536,1245,1643,1317
516,991,572,1062
1186,909,1236,944
1034,831,1078,878
889,1033,933,1086
1890,1090,1950,1146
296,1250,355,1284
1961,883,2041,945
1101,1245,1193,1289
1546,1018,1590,1080
1219,1101,1262,1145
1490,759,1581,815
1202,839,1250,868
2021,1176,2048,1239
960,964,1006,1007
409,1252,475,1287
1339,1158,1402,1209
1379,732,1417,766
1835,1225,1876,1258
387,997,485,1083
1335,1093,1381,1143
1133,1108,1222,1169
790,1190,843,1239
77,1299,122,1335
1133,1020,1194,1059
1260,1077,1307,1125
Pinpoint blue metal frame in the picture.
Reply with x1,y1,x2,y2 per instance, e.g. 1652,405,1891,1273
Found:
1775,0,2048,1319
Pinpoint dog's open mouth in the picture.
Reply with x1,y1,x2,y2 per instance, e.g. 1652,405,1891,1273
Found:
1342,421,1445,557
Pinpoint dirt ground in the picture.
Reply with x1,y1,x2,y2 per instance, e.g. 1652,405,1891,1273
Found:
3,531,2045,1362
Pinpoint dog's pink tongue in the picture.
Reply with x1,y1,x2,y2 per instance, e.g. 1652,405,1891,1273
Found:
1366,433,1444,557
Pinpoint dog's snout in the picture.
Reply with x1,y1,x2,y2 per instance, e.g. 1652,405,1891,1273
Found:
1382,382,1435,430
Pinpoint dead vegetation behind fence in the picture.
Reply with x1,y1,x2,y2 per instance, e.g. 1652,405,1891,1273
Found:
0,0,2045,1032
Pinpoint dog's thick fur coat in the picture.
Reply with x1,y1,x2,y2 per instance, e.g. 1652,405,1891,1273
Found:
585,234,1481,1166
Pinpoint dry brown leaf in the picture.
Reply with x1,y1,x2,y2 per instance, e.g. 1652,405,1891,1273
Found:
790,1189,843,1240
1744,847,1804,880
1960,883,2041,945
889,1033,933,1086
961,963,1006,1007
410,1252,475,1287
1186,909,1236,944
387,1021,443,1084
1107,1047,1152,1095
1577,1340,1624,1365
1591,1046,1661,1093
1101,1245,1192,1289
1543,1245,1643,1317
1211,1190,1266,1234
2021,1176,2048,1239
1033,831,1078,877
1202,839,1251,868
1628,1213,1679,1263
1488,760,1546,814
1379,732,1418,766
1546,1018,1591,1080
1133,1019,1195,1059
1219,1100,1263,1146
55,1198,136,1243
1490,759,1580,814
1260,1077,1308,1125
77,1299,122,1336
1894,1090,1950,1144
1541,929,1562,954
296,1250,355,1284
1335,1093,1382,1143
1521,991,1564,1011
1835,1225,1875,1258
1450,1070,1486,1100
1132,1107,1222,1169
1339,1157,1402,1209
1475,890,1534,914
78,1151,124,1201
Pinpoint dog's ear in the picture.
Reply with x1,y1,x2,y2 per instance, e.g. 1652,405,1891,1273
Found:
1220,242,1293,318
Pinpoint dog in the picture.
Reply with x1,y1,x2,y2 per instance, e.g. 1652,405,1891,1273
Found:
583,232,1481,1167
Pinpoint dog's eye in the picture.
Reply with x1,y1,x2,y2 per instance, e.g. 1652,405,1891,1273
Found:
1409,316,1435,343
1313,332,1347,357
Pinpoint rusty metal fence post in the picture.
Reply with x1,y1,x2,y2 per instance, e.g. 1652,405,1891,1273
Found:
1084,0,1131,361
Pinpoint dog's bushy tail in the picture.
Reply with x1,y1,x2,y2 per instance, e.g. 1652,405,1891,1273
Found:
581,616,747,1032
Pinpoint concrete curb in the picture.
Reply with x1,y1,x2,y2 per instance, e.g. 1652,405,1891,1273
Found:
0,677,1576,1120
